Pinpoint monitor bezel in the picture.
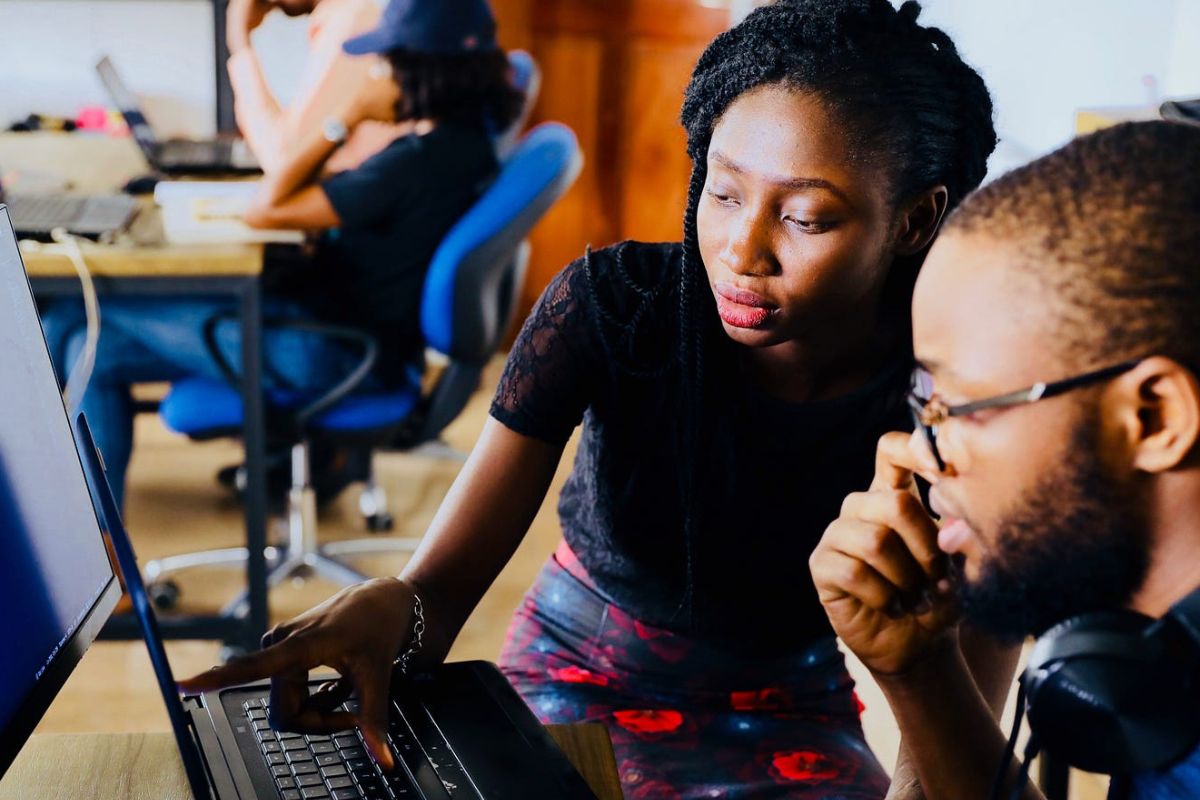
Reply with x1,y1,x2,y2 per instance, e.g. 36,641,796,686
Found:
0,205,122,780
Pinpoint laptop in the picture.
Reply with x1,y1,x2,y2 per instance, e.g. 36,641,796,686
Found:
0,172,138,242
96,56,261,176
0,205,597,799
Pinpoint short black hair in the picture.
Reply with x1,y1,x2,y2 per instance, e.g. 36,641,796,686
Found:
386,49,524,131
946,120,1200,369
672,0,997,628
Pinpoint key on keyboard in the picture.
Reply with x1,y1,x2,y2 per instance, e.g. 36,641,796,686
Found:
238,697,424,800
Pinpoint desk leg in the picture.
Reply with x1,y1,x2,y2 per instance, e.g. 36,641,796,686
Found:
239,280,269,650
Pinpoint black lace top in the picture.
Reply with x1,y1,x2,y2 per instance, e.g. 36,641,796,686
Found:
491,241,911,655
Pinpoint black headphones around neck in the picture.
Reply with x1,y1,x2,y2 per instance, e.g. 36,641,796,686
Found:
1021,585,1200,776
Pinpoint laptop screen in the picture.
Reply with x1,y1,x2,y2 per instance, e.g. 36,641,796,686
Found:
0,206,119,776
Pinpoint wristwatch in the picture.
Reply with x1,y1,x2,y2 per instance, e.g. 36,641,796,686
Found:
322,116,349,145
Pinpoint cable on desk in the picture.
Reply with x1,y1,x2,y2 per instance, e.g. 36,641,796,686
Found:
18,230,102,411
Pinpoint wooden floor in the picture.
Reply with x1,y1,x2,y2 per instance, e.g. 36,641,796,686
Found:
31,356,1106,799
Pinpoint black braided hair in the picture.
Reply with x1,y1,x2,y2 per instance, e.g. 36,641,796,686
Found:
672,0,997,629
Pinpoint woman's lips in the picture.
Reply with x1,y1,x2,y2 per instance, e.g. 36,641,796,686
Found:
714,281,775,329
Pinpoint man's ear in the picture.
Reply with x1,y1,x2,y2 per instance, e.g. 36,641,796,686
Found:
894,185,949,257
1113,357,1200,473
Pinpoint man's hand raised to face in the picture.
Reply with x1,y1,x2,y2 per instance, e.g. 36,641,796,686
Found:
809,431,959,676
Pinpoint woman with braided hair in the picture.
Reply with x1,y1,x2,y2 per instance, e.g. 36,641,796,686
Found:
183,1,1011,796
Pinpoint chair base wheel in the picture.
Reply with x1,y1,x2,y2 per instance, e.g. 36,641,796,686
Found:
148,579,181,611
365,512,394,533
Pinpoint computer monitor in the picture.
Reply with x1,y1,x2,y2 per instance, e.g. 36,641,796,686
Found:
0,205,122,779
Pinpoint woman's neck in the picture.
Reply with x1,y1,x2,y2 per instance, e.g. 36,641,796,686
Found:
737,317,901,404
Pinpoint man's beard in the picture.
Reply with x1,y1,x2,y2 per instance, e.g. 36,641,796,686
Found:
954,413,1151,642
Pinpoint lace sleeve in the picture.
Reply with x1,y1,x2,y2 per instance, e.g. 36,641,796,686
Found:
489,255,605,444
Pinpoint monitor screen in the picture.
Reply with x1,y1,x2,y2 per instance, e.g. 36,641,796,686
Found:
0,206,119,776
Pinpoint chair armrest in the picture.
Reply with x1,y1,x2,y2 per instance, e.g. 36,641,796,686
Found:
200,312,379,427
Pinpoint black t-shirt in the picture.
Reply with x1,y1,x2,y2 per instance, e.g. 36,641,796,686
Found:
300,123,497,385
491,241,913,655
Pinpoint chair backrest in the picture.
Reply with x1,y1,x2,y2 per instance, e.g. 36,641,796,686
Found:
495,50,542,159
420,122,582,363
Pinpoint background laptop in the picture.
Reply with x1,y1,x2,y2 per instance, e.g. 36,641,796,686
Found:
95,56,260,176
0,204,596,799
0,172,138,242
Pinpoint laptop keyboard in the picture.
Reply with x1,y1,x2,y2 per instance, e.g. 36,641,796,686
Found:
8,193,138,236
162,139,231,166
240,696,472,800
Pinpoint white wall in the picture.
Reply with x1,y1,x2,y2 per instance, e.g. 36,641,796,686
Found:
0,0,307,137
3,0,1197,160
915,0,1199,176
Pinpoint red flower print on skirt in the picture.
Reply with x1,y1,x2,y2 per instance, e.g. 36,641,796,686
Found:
769,750,841,783
548,665,610,687
613,709,685,736
632,620,692,663
729,687,792,712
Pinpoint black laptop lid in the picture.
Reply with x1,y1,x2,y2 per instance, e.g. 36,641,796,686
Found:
0,206,121,779
72,413,214,799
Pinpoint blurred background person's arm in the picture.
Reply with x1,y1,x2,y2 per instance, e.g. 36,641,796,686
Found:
226,0,402,175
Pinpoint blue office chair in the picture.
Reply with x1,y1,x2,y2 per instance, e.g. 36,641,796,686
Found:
146,123,583,613
496,50,542,159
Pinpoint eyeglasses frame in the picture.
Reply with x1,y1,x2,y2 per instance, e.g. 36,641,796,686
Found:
906,359,1143,472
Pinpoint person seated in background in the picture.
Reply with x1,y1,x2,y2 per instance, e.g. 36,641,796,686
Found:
226,0,407,174
181,2,1012,797
811,120,1200,800
39,0,523,510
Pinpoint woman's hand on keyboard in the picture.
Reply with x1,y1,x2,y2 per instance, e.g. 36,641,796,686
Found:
178,576,424,771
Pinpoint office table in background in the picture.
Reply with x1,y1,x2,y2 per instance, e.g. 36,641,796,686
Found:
0,132,273,651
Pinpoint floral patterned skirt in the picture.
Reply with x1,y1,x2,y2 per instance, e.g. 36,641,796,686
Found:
497,544,891,799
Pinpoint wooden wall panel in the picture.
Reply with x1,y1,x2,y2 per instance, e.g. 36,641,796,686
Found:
492,0,731,323
522,35,609,313
494,0,535,52
618,40,702,243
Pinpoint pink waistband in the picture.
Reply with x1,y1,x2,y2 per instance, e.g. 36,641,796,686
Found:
553,539,595,588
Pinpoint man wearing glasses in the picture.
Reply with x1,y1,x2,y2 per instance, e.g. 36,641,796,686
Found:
811,120,1200,800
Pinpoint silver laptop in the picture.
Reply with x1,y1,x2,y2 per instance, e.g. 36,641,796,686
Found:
0,173,138,242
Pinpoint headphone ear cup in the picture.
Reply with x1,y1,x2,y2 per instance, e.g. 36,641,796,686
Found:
1025,611,1200,774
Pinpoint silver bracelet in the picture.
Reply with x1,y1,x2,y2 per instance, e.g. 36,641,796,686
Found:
393,592,425,675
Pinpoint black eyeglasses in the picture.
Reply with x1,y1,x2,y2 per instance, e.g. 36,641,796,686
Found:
907,359,1142,472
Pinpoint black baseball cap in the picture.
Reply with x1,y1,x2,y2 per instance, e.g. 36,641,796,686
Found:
343,0,498,56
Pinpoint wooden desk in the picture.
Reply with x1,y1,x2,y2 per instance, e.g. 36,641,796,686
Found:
2,133,263,279
1,132,273,650
0,725,623,800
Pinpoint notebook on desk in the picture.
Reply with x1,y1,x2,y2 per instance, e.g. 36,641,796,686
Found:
96,56,260,176
154,181,306,245
0,205,597,800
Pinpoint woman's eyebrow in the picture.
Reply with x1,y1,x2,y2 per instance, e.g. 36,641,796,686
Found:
709,151,850,202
